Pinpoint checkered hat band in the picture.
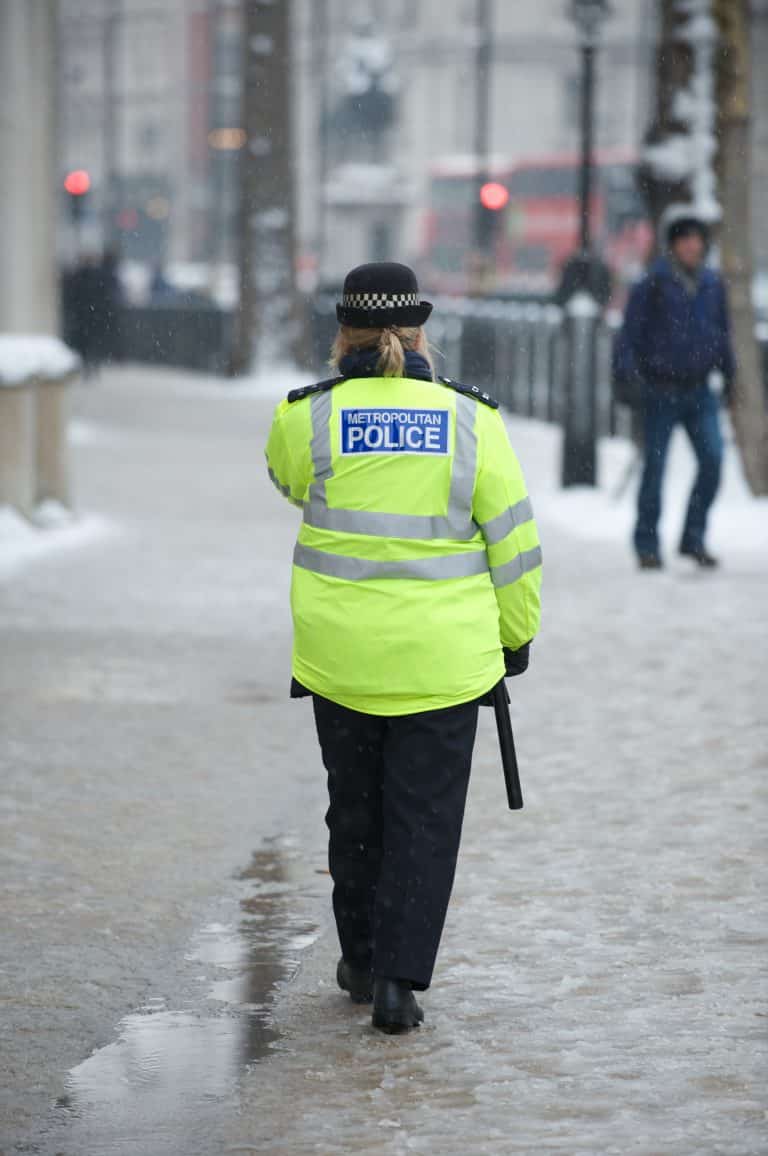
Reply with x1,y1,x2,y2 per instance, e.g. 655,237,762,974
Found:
343,292,420,309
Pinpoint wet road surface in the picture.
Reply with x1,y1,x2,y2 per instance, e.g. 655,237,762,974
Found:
40,842,323,1156
0,367,327,1153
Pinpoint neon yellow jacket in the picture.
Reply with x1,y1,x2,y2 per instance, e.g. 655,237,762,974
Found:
266,374,541,715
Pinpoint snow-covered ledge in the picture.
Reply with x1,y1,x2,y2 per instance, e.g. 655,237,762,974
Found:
0,335,81,516
0,335,80,387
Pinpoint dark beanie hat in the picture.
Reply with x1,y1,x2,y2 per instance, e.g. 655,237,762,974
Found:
667,215,710,246
336,262,433,328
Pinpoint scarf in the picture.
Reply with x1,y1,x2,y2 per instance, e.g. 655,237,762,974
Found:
669,256,702,298
338,348,433,383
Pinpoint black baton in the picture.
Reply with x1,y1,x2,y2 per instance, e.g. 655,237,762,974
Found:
491,679,523,810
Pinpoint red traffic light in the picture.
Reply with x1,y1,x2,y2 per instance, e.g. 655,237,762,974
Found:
64,169,91,197
479,181,509,211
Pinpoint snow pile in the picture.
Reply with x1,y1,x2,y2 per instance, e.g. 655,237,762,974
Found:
32,500,76,530
0,505,114,581
0,505,38,551
506,411,768,565
0,335,80,387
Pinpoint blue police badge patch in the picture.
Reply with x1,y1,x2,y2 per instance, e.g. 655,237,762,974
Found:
340,408,449,455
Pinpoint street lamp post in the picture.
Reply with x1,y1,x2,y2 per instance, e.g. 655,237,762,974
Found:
574,0,608,255
560,0,611,488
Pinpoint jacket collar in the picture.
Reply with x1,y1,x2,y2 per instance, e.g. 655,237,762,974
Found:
338,348,434,383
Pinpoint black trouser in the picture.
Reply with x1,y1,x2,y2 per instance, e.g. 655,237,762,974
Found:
312,695,479,991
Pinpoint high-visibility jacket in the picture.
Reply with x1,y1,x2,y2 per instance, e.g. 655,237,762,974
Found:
266,373,542,716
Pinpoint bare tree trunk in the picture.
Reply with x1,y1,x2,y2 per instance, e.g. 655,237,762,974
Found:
639,0,767,493
714,0,768,494
637,0,695,232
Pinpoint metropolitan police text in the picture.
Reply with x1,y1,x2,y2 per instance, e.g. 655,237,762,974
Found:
341,408,449,455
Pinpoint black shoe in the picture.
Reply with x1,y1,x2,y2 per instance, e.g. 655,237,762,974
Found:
637,553,663,570
372,977,424,1034
680,546,719,568
336,958,373,1004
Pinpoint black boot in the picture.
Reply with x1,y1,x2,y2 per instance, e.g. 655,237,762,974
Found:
336,958,373,1004
680,546,719,568
372,977,424,1034
637,553,663,570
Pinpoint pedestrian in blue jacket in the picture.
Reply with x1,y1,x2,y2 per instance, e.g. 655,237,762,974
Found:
614,208,735,569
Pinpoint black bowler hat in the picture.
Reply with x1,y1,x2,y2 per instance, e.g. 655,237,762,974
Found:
336,262,433,328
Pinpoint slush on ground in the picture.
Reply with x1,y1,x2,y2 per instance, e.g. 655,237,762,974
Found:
1,366,765,1155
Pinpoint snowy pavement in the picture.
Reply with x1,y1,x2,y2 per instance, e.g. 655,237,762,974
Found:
223,403,768,1155
1,365,766,1155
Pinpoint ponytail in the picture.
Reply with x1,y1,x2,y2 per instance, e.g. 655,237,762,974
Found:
330,325,436,380
376,328,406,378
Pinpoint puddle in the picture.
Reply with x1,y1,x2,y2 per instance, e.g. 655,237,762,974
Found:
40,839,320,1156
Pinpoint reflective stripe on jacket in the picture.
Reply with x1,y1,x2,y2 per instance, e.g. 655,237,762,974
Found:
266,374,542,715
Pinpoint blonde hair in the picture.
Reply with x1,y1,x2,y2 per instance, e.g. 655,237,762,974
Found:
330,325,435,380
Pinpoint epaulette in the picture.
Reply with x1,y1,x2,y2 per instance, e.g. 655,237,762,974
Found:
438,376,499,409
287,375,345,403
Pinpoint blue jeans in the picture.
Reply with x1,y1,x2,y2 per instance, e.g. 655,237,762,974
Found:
634,384,723,557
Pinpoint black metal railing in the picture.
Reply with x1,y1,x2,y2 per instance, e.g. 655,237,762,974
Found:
62,284,768,420
61,284,234,376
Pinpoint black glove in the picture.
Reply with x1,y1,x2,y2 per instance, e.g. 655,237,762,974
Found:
503,642,530,677
477,643,531,706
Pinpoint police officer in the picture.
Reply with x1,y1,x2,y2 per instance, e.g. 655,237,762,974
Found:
266,263,542,1033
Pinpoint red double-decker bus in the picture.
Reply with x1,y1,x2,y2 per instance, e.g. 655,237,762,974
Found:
419,151,652,301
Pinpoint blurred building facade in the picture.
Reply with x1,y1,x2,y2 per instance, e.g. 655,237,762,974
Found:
293,0,657,285
54,0,768,293
56,0,654,281
57,0,241,272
